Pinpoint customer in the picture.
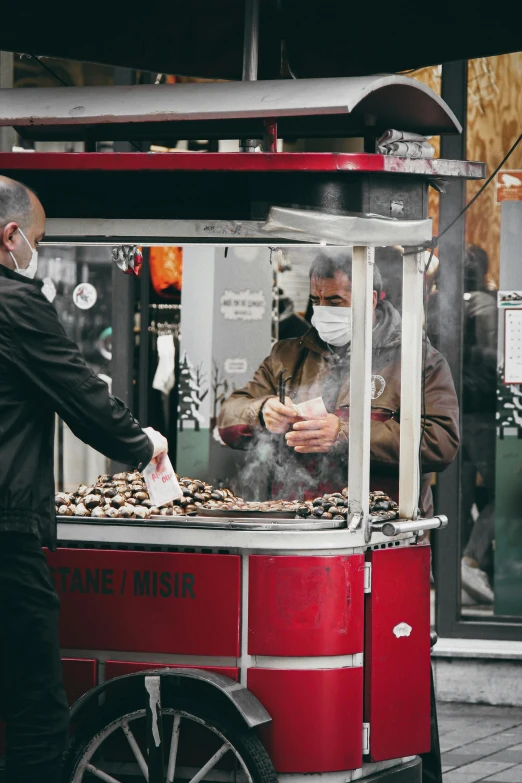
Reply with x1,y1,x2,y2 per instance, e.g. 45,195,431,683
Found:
0,176,168,782
460,245,497,604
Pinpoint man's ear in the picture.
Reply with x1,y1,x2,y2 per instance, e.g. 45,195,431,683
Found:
372,290,378,310
2,222,19,250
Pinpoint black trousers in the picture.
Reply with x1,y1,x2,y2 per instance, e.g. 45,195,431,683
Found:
0,534,70,783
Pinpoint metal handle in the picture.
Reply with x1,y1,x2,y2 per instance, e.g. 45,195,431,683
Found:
381,515,448,537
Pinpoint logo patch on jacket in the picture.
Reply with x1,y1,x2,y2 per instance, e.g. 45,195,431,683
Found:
371,374,386,399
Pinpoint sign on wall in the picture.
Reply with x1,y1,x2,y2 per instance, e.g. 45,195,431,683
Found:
497,171,522,203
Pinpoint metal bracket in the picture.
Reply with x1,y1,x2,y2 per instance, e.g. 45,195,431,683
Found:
363,515,372,544
348,511,362,533
363,722,370,755
348,512,372,543
364,562,372,593
144,676,163,783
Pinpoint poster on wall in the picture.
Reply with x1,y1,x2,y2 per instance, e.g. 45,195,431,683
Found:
504,309,522,384
498,291,522,309
496,171,522,203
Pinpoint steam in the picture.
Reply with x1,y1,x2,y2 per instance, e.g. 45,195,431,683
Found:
236,429,323,500
235,356,353,501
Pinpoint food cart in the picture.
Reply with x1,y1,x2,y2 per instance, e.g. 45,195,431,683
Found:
0,73,485,783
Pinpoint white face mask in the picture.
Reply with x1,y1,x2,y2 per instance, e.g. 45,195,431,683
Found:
311,305,352,347
10,228,38,280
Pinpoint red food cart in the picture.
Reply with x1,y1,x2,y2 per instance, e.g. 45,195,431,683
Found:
0,72,484,783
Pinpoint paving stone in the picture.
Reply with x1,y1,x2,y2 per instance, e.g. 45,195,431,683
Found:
440,725,518,751
443,736,522,756
443,771,489,783
439,704,522,781
443,752,491,767
482,765,522,782
486,749,522,764
452,761,515,776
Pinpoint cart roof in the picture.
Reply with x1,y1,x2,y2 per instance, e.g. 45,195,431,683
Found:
0,75,460,141
0,1,518,80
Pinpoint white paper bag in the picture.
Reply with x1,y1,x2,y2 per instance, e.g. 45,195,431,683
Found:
142,456,183,507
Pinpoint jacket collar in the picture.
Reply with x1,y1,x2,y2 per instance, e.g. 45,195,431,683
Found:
299,326,331,356
0,263,43,289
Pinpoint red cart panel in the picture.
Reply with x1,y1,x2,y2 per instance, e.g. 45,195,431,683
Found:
61,657,98,705
105,661,239,681
48,549,241,656
364,544,431,761
247,667,363,773
248,555,365,656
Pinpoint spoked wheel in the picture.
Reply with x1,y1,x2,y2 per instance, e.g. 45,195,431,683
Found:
63,699,277,783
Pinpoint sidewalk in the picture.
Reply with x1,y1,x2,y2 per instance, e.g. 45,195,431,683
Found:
440,702,522,782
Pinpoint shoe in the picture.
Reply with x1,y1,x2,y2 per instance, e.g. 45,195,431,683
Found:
461,559,494,604
461,588,476,606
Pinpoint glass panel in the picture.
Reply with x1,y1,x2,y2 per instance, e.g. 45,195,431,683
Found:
461,52,522,619
38,246,113,492
43,241,410,529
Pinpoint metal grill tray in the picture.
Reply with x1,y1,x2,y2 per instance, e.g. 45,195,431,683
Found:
197,507,299,520
57,515,346,531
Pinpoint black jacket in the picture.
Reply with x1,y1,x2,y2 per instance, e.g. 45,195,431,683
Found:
0,265,154,548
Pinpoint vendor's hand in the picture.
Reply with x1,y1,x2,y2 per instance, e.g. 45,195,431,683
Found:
262,396,298,434
285,414,341,453
144,427,169,468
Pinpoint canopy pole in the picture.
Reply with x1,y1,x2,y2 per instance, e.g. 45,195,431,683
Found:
242,0,259,82
240,0,260,152
348,246,374,543
399,250,425,519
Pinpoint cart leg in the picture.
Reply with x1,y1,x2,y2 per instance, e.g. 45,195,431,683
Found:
145,675,164,782
419,667,443,783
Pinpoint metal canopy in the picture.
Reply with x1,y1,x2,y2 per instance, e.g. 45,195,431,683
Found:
0,75,461,141
262,208,432,246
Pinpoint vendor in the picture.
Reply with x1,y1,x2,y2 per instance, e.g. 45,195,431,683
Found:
218,250,459,515
0,176,169,783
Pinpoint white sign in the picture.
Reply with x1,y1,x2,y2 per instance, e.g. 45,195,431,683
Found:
504,309,522,385
73,283,97,310
220,289,266,321
498,291,522,309
142,457,183,508
224,357,248,374
497,170,522,203
41,277,57,303
393,622,412,638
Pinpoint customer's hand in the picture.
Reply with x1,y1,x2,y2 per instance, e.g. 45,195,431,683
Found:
144,427,169,468
262,396,299,434
285,414,341,453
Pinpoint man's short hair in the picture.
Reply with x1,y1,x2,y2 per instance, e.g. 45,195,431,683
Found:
0,178,34,233
465,244,489,290
309,249,384,299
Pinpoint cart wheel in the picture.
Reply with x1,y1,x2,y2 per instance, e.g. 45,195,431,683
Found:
62,697,277,783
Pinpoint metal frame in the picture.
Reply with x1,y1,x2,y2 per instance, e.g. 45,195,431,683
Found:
138,247,151,427
435,61,522,640
399,251,425,520
46,212,437,548
110,265,135,474
348,246,375,541
70,668,271,728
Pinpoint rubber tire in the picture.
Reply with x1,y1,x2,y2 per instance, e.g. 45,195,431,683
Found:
62,697,278,783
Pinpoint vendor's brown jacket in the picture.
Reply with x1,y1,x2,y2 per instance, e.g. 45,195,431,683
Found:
218,300,459,516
